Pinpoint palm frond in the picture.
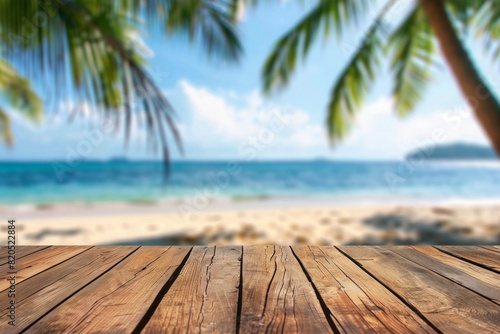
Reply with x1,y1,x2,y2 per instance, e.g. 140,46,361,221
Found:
166,0,242,61
0,0,182,165
472,1,500,62
0,59,42,144
0,59,42,122
326,18,389,144
0,0,245,165
445,0,475,33
262,0,370,94
0,107,14,145
121,0,243,62
388,6,435,117
325,0,405,144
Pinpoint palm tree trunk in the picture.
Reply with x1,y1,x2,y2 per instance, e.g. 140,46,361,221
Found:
421,0,500,157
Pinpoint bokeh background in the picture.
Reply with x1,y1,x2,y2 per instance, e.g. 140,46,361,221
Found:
1,0,500,245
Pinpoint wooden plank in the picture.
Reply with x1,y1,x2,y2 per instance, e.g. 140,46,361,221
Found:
436,246,500,273
0,246,137,334
339,246,500,333
25,246,191,333
239,245,334,334
0,246,91,291
0,246,50,265
480,246,500,254
390,246,500,305
292,246,436,333
142,246,241,333
412,246,500,289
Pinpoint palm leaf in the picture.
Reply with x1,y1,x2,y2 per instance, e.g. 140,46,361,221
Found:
445,0,475,33
325,0,407,144
0,107,14,145
326,15,389,143
166,0,242,61
0,0,177,165
0,59,42,145
262,0,370,94
472,1,500,62
0,0,243,168
388,6,435,117
121,0,243,62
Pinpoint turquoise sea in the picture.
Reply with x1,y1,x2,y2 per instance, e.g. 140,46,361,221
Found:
1,160,500,206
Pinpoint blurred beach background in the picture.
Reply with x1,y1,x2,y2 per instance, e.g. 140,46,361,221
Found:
1,1,500,246
2,159,500,245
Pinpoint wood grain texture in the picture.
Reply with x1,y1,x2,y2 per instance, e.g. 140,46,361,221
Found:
480,246,500,254
0,246,137,334
292,246,436,333
239,245,333,334
142,245,242,334
0,246,90,291
4,245,500,333
412,246,500,289
25,246,191,334
0,246,50,265
436,246,500,273
339,246,500,333
393,246,500,304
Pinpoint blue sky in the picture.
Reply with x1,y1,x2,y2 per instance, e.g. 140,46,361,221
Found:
1,0,497,161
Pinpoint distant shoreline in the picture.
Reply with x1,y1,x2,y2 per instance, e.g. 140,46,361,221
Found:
405,142,497,161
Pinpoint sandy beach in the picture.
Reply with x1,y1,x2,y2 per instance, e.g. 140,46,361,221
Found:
5,201,500,246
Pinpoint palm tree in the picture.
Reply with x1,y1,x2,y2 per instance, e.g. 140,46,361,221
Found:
262,0,500,156
0,0,242,168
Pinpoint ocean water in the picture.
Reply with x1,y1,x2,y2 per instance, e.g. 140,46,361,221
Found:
1,160,500,206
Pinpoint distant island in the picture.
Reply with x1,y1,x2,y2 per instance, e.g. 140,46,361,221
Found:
406,142,498,161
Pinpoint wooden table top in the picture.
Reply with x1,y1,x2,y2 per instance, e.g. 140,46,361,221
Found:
1,245,499,333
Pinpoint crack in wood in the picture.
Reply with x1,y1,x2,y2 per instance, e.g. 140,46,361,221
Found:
6,246,499,333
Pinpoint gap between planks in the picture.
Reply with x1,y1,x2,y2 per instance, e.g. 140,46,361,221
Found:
3,246,500,334
338,246,500,333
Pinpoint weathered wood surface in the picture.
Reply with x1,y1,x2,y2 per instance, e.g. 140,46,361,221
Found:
239,245,333,334
411,246,500,289
436,246,500,273
292,246,436,333
26,246,191,333
339,246,500,333
392,246,500,305
1,246,499,333
0,246,90,291
0,246,138,333
480,246,500,254
143,246,241,333
0,246,50,265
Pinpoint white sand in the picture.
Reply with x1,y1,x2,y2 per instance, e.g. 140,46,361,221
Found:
5,202,500,245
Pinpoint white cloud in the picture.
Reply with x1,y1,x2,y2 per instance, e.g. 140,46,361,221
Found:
11,80,488,160
177,80,325,152
341,97,488,158
396,104,488,153
176,81,490,159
